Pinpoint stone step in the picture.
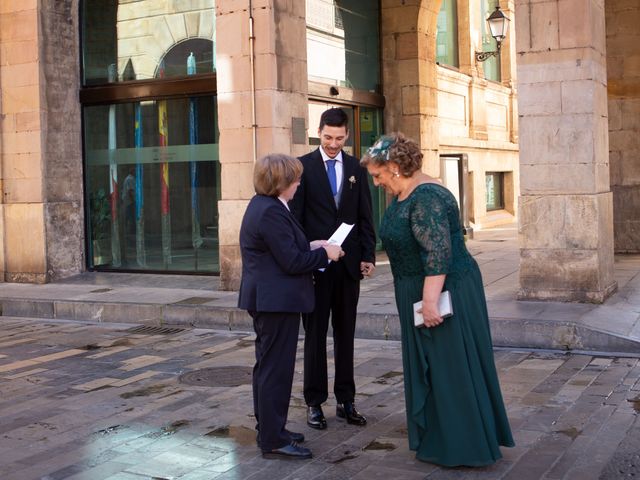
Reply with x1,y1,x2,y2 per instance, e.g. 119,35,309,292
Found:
1,296,639,355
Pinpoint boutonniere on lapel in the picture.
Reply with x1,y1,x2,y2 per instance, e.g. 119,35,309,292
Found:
348,176,356,189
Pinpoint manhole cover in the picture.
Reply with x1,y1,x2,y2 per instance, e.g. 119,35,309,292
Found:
178,366,253,387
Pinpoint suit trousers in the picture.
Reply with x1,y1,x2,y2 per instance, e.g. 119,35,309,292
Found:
303,261,359,406
251,310,300,451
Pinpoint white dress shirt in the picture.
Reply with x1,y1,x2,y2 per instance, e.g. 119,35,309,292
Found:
319,146,344,193
277,196,290,211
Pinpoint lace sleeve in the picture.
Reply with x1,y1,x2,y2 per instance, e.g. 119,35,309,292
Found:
410,189,451,276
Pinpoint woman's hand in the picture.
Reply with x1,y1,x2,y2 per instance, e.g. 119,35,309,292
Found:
323,244,343,261
420,274,446,328
418,300,444,328
310,240,328,250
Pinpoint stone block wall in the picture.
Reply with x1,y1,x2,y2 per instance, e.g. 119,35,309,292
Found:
607,0,640,252
437,67,519,229
41,1,84,281
216,0,308,290
516,0,616,302
381,0,440,175
0,2,47,282
0,0,84,283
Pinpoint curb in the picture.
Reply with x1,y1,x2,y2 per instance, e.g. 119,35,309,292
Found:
1,297,639,354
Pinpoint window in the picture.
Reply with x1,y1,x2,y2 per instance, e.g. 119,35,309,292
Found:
82,3,216,85
485,172,504,211
481,0,501,82
306,0,380,92
436,0,459,67
81,2,219,274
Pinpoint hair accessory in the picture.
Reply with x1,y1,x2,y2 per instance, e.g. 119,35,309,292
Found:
366,135,395,162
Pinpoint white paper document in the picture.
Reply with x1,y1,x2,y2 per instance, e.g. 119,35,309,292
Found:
319,223,354,270
327,223,354,246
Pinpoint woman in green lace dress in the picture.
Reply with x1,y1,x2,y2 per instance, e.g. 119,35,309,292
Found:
361,133,514,467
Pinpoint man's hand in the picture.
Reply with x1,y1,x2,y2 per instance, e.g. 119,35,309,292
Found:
360,262,375,277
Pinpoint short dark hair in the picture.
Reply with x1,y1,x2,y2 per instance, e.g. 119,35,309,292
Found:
319,108,349,130
253,153,303,197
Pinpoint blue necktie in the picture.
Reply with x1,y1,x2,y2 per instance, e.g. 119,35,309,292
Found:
326,159,337,196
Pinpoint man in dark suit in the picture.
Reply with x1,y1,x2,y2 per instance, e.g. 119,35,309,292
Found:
239,154,343,459
289,108,376,430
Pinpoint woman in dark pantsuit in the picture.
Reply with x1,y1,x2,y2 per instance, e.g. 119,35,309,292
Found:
238,154,343,460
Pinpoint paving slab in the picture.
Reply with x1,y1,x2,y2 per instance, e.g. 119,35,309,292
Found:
0,318,638,479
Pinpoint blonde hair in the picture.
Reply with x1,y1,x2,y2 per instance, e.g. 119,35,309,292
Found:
253,153,303,196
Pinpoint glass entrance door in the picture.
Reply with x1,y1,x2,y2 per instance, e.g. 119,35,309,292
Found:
358,107,385,250
84,97,220,273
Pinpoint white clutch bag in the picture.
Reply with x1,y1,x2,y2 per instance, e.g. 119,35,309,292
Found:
413,291,453,327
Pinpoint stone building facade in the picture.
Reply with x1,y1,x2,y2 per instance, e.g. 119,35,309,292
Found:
1,1,636,303
516,0,639,302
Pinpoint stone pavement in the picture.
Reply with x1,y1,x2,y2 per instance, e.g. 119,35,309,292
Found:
0,225,639,353
0,317,639,480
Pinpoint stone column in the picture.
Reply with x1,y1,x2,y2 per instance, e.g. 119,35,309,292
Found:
0,1,83,283
381,0,440,175
216,0,308,290
501,0,519,144
516,0,616,302
461,0,489,141
0,4,45,282
499,0,517,87
456,0,476,78
607,0,640,252
468,78,489,141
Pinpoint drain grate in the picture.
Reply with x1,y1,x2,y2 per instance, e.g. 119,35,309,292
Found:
178,366,253,387
124,325,185,335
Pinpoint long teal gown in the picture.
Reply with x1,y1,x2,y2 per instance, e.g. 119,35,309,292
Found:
379,183,514,467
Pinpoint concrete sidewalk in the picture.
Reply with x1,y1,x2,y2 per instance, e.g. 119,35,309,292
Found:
0,317,638,480
0,226,639,353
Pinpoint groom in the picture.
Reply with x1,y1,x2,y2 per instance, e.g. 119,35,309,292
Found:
289,108,376,430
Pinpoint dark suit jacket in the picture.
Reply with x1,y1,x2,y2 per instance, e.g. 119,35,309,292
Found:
289,148,376,280
238,194,329,313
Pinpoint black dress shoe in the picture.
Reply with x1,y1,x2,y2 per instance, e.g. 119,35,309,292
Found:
256,429,304,446
307,405,327,430
336,401,367,426
262,441,312,460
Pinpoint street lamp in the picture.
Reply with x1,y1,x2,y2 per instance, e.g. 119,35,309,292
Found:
475,6,510,62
